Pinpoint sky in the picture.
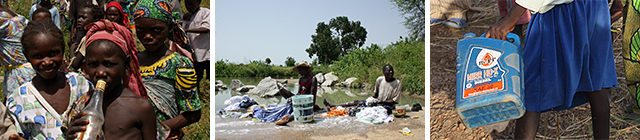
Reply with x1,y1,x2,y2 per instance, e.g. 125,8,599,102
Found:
215,0,409,66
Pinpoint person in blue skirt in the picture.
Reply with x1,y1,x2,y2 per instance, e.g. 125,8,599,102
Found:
485,0,616,139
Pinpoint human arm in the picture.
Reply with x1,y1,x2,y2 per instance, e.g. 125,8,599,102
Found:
137,99,157,140
0,103,23,140
161,110,201,132
70,51,84,70
484,3,526,40
64,112,89,140
163,61,202,131
184,27,209,33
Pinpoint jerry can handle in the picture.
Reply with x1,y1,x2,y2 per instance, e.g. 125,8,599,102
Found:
474,32,521,47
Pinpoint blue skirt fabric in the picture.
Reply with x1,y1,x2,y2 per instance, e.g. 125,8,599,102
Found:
253,104,293,122
523,0,617,112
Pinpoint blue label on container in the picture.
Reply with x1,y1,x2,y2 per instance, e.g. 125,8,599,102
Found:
463,46,506,98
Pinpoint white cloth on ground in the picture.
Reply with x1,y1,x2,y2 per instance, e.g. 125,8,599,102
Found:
355,106,394,124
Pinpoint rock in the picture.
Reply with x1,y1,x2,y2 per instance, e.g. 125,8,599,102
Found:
314,73,325,84
247,77,280,97
229,79,244,90
215,83,228,91
236,85,256,92
338,77,358,87
321,72,339,86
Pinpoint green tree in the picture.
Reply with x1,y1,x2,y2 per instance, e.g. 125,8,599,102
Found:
306,16,367,65
265,58,272,65
391,0,425,40
285,56,296,67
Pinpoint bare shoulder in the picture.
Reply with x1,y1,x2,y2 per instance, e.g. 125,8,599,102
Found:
116,88,154,112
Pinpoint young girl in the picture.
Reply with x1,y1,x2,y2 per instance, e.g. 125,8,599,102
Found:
6,19,92,140
69,4,104,71
133,0,201,139
486,0,616,139
0,5,37,98
105,1,129,28
63,20,160,140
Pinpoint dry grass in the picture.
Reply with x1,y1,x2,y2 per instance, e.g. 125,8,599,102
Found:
430,0,640,139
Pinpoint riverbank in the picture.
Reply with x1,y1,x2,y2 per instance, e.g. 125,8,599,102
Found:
215,110,425,140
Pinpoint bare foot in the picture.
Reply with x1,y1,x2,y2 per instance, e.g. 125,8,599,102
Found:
323,99,332,108
275,115,290,125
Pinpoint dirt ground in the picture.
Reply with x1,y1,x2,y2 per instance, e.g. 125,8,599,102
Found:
430,1,640,139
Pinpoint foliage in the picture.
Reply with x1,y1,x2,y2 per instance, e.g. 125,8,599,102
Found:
265,57,271,65
215,59,299,77
306,16,367,65
391,0,425,40
331,37,425,94
285,56,296,67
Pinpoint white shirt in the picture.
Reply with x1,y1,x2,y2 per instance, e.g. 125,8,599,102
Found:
516,0,573,13
374,76,401,103
182,8,210,62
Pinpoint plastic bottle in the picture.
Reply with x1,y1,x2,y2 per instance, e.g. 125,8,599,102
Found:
77,80,107,140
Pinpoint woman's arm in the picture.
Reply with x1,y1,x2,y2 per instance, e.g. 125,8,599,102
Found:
485,3,527,40
161,110,201,132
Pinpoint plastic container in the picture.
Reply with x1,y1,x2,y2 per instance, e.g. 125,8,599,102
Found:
455,33,526,129
291,95,314,122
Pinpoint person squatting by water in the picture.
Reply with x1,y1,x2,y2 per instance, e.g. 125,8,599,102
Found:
485,0,616,139
274,62,322,125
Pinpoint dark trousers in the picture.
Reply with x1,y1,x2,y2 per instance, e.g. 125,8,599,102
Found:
194,60,210,90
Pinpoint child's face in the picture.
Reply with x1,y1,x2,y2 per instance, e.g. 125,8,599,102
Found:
185,0,200,13
106,7,122,24
77,7,95,29
84,40,127,93
25,34,63,79
135,17,169,51
33,13,51,21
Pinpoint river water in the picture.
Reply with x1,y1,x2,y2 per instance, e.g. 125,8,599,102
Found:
214,77,425,111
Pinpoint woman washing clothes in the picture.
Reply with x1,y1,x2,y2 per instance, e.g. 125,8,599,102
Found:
273,62,323,125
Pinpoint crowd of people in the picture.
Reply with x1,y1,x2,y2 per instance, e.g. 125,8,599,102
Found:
0,0,210,139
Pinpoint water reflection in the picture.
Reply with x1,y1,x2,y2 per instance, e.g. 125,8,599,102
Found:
214,77,425,111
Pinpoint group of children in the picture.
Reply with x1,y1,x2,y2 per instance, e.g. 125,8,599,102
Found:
0,0,210,139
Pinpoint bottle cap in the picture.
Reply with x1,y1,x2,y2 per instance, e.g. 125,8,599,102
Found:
96,80,107,91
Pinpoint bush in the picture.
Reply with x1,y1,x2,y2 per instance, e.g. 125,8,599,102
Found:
330,38,425,95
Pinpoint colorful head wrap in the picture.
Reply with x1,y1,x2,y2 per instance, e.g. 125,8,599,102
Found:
106,1,130,27
83,20,148,98
133,0,191,52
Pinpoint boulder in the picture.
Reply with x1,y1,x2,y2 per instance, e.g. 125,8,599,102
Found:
229,79,245,90
247,77,280,97
215,83,228,91
236,85,256,92
338,77,358,87
314,73,325,84
321,72,339,87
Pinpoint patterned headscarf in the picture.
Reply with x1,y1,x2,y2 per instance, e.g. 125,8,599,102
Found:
83,20,148,98
106,1,130,27
133,0,191,52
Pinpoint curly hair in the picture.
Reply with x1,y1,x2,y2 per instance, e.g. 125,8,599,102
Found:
82,4,104,21
21,19,65,54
